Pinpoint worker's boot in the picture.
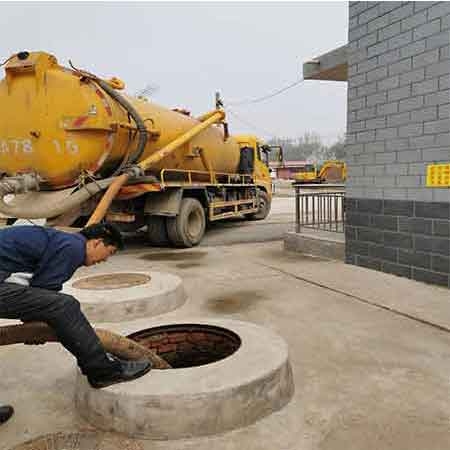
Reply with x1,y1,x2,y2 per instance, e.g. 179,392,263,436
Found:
87,353,152,389
0,405,14,424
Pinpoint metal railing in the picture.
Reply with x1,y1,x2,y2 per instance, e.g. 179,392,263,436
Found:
295,186,345,233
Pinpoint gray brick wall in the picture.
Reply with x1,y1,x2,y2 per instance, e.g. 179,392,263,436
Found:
345,198,450,287
346,2,450,288
347,1,450,203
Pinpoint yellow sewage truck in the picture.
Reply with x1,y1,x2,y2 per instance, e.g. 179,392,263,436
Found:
0,51,280,247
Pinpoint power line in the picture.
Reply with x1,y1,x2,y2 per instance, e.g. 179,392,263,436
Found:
226,109,344,141
226,109,279,138
134,83,159,98
226,77,305,107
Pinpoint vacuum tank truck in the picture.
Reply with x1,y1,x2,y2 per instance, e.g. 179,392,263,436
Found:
0,51,280,247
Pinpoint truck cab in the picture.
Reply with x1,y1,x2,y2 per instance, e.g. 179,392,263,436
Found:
234,134,282,196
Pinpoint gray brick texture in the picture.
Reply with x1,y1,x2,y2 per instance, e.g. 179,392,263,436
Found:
345,198,450,288
346,2,450,287
347,1,450,204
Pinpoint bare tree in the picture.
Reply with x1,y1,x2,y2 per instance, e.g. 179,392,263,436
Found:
134,83,159,99
268,133,345,163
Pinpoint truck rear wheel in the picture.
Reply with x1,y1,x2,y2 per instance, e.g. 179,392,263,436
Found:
247,190,271,221
146,216,169,246
167,198,206,247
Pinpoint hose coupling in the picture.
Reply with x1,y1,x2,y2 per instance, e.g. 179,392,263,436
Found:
0,173,41,195
122,165,144,179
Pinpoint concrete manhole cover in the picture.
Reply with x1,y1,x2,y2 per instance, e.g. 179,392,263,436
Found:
72,273,151,290
128,324,241,368
63,271,186,323
9,432,143,450
76,318,295,440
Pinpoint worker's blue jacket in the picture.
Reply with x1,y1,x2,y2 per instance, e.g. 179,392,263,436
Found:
0,226,86,291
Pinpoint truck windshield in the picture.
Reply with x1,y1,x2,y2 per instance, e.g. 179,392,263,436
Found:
258,145,270,166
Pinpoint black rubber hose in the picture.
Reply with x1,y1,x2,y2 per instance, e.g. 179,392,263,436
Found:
95,79,148,165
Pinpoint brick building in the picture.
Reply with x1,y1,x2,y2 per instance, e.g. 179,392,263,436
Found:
269,161,308,179
304,2,450,287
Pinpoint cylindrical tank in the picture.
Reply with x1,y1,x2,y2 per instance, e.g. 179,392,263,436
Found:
0,52,241,189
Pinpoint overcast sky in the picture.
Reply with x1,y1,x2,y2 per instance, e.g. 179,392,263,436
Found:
1,2,348,143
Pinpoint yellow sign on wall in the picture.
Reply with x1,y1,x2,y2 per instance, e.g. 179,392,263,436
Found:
426,163,450,187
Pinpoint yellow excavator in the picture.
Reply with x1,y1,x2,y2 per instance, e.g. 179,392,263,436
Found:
293,160,346,184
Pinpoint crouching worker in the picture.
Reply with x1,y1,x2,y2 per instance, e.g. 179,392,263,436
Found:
0,222,151,419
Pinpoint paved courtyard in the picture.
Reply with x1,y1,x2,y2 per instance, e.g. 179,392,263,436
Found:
1,235,450,450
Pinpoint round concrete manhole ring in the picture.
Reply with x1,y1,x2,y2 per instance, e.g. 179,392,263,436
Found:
63,271,186,323
75,317,295,440
9,432,143,450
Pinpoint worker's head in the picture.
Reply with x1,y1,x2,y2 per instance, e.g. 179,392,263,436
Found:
79,223,124,266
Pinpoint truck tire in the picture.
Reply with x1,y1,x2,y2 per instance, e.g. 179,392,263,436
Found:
166,198,206,247
146,216,169,246
247,190,271,221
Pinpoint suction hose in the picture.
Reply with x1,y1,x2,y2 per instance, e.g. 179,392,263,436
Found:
95,79,148,165
78,74,150,227
67,59,149,167
0,175,115,219
0,321,171,369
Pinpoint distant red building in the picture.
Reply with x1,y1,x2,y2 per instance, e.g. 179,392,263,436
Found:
269,161,307,180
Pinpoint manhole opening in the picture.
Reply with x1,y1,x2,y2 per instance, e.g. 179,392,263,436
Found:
128,324,241,369
72,273,151,290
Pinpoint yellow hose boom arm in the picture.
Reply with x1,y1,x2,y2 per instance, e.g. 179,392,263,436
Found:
86,108,226,226
137,109,225,172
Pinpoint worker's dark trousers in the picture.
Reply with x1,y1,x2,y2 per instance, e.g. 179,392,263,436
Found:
0,282,117,377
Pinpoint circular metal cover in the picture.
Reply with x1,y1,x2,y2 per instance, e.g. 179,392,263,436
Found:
72,273,151,290
63,271,186,322
9,432,143,450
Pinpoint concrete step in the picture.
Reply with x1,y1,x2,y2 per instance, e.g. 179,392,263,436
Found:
284,230,345,260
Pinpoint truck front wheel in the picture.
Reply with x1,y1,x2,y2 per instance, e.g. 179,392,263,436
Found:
247,190,271,220
166,198,206,247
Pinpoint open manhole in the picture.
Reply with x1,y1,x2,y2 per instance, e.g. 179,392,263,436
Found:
9,432,143,450
76,318,294,439
72,273,151,290
128,324,241,368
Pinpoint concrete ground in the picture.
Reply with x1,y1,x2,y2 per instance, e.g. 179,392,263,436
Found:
2,238,450,449
201,196,296,246
1,196,450,449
